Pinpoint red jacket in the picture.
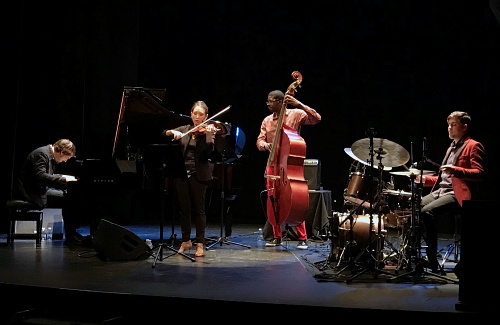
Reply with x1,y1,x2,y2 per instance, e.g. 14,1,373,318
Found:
422,136,485,206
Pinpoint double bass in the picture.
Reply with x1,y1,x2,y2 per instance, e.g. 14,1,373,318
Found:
265,71,309,228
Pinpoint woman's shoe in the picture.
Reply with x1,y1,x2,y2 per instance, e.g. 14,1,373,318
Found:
178,240,192,254
195,243,205,257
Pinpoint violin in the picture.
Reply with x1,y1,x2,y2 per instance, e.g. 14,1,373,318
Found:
178,105,232,139
190,123,227,137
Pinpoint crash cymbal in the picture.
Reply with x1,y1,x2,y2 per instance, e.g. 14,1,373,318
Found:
389,168,436,177
344,148,392,171
351,138,410,168
383,189,412,197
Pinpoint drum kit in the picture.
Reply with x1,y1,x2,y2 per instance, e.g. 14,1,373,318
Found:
329,137,436,273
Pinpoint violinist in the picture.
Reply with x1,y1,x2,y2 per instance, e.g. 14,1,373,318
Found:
162,100,218,257
256,90,321,249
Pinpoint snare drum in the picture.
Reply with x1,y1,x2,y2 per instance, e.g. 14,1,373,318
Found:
383,212,398,229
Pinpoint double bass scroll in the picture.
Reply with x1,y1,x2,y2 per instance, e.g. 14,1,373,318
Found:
265,71,309,228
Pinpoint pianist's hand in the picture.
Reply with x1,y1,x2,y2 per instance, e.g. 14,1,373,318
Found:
63,175,78,182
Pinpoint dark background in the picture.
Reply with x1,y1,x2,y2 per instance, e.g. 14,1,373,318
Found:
5,1,499,227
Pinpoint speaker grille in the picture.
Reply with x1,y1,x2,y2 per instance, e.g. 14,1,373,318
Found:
93,219,149,261
304,159,321,190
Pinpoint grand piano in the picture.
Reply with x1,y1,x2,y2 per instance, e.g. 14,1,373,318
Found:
61,87,246,236
112,86,246,185
113,87,245,162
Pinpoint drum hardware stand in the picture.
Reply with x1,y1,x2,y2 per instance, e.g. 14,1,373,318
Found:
381,207,410,270
388,139,457,283
327,205,362,274
347,129,394,283
316,161,369,273
437,233,460,267
206,138,251,250
381,230,402,266
393,221,411,272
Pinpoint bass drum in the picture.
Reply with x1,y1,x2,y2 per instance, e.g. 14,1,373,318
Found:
337,213,385,257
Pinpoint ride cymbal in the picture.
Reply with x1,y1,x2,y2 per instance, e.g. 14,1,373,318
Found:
351,138,410,168
389,168,435,177
344,148,392,171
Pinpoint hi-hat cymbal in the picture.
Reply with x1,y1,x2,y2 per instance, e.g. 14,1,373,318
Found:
389,168,436,177
343,148,392,171
351,138,410,168
383,189,412,197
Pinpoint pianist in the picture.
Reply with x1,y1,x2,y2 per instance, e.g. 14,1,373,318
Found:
13,139,85,245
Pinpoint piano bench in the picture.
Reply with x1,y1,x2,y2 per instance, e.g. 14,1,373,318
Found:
6,200,44,247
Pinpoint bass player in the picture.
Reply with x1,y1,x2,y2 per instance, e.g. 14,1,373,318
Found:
256,89,321,250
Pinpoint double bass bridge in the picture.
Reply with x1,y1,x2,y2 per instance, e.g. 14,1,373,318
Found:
264,175,280,181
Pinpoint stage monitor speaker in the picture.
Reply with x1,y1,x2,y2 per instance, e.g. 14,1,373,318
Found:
304,159,321,190
93,219,149,261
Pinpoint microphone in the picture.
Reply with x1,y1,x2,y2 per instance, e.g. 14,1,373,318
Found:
365,122,377,137
413,158,440,168
355,161,361,172
425,157,441,168
388,176,395,190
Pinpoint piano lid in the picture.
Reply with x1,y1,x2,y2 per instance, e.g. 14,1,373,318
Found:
112,87,189,159
112,86,246,163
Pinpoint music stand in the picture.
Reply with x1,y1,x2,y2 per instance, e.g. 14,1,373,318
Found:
206,136,251,250
143,144,195,265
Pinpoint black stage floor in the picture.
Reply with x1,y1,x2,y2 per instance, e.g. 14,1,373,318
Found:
0,219,489,324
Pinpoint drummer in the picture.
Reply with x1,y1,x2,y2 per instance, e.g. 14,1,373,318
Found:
415,111,485,274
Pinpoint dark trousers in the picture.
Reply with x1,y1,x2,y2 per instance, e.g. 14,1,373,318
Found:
175,174,208,244
420,193,460,266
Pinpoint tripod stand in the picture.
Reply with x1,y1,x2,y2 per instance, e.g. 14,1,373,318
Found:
143,144,195,266
206,136,250,250
388,139,457,283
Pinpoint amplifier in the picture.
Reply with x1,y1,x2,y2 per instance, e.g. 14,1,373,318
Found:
304,159,321,190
